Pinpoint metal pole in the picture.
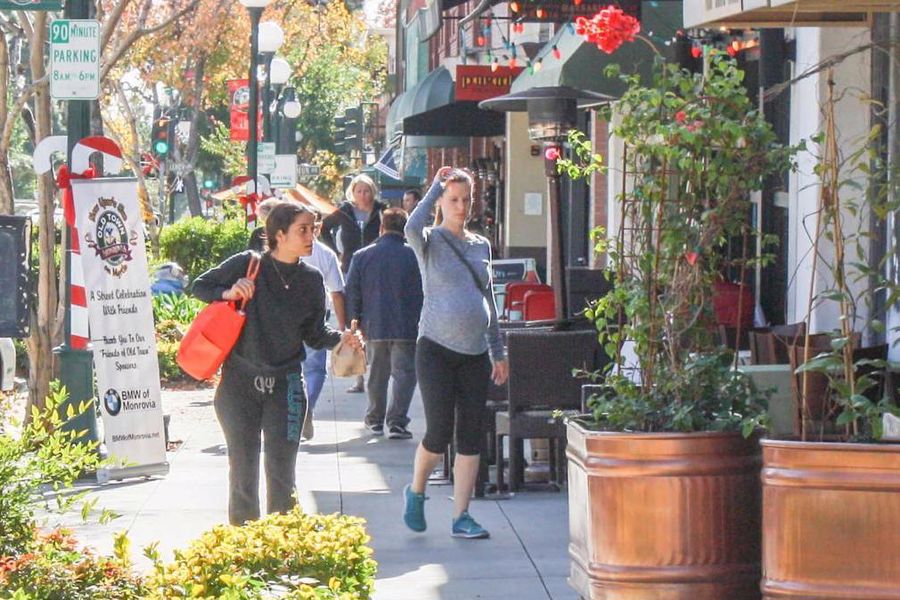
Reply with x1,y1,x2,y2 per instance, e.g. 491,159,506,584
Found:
55,0,98,444
247,6,262,205
545,142,568,325
262,54,274,142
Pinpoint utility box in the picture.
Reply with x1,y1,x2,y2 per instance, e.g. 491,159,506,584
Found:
0,216,31,338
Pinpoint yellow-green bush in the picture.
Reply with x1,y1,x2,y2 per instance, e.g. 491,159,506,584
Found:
144,507,376,600
155,339,188,383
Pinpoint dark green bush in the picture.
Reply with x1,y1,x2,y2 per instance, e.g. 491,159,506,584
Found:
159,217,248,282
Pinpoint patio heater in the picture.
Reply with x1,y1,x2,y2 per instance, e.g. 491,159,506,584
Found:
480,87,612,325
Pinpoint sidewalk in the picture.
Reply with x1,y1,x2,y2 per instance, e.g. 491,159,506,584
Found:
61,376,577,600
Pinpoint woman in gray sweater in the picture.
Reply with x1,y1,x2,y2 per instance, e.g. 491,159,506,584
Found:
402,167,509,539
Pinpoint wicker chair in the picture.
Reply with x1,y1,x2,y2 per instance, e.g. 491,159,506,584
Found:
495,329,601,492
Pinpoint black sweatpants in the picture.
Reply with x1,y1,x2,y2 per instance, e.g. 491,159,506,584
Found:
416,336,492,455
214,363,307,525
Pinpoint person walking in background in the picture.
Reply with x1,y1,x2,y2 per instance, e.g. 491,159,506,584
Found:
402,188,421,214
191,202,363,526
320,173,386,394
401,167,508,540
247,198,281,252
345,208,422,440
299,209,347,441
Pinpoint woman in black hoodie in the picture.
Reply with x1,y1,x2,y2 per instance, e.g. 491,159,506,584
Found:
319,173,387,273
192,202,363,525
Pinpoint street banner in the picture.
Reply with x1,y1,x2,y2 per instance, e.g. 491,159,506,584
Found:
71,177,168,478
227,79,262,142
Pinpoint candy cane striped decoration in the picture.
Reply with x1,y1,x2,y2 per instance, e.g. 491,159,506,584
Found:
33,136,124,350
70,137,124,348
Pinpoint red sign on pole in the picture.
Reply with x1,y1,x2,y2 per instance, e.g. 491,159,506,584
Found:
227,79,262,142
455,65,523,102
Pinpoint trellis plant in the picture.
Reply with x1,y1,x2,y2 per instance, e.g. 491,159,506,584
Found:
794,74,900,441
560,55,800,434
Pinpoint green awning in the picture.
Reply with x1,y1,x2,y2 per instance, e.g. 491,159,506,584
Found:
511,0,682,97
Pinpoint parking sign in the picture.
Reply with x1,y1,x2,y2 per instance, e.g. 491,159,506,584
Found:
50,19,100,100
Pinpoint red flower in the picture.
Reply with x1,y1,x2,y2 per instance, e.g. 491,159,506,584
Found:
574,6,640,55
674,111,687,123
544,146,561,161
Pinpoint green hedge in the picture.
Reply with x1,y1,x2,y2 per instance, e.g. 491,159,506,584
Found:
159,217,249,282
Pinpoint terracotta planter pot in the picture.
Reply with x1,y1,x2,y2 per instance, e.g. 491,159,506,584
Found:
761,439,900,600
566,421,762,600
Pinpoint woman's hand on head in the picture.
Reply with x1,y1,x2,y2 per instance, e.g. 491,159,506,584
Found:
491,359,509,386
433,166,453,188
222,278,255,302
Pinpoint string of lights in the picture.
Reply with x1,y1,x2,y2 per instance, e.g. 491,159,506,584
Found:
457,2,760,74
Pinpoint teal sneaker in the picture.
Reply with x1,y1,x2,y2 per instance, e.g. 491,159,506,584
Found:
403,484,427,532
451,511,490,539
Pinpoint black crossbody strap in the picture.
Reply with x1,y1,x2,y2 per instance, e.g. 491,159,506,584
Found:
434,229,489,298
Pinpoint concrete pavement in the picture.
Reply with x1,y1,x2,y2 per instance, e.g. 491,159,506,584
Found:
60,376,577,600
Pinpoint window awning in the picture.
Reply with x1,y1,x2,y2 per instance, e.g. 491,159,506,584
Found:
511,0,682,98
385,67,504,146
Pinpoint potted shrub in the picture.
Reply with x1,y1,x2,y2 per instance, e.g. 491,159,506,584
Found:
759,75,900,600
560,52,797,599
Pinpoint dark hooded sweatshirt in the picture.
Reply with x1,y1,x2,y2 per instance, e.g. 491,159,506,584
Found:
319,200,387,272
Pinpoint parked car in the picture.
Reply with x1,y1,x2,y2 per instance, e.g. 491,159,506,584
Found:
151,262,188,296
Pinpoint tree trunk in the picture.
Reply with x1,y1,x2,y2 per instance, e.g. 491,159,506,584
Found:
25,12,56,415
0,29,13,216
182,56,206,217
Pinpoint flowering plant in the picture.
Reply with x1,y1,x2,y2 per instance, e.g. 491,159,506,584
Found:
575,5,641,54
560,55,800,434
0,529,144,599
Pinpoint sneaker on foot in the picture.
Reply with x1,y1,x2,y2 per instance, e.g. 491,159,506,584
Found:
451,511,490,539
403,484,427,532
301,413,314,441
364,422,384,436
387,425,412,439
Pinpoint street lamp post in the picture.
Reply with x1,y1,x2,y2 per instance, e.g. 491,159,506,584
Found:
238,0,277,201
265,56,291,142
277,87,302,154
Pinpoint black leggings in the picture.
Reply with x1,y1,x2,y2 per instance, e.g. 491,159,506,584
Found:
416,336,492,455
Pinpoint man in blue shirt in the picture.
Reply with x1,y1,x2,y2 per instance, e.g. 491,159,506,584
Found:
346,208,423,439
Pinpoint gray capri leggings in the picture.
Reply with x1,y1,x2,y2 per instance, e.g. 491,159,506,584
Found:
416,336,492,455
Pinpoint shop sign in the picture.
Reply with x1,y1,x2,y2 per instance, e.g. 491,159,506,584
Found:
455,65,523,102
513,0,639,23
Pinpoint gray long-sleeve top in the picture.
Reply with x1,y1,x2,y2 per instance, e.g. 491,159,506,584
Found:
404,181,505,361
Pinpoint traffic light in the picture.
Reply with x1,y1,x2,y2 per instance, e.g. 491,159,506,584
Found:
343,107,363,152
333,115,347,155
151,116,171,158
